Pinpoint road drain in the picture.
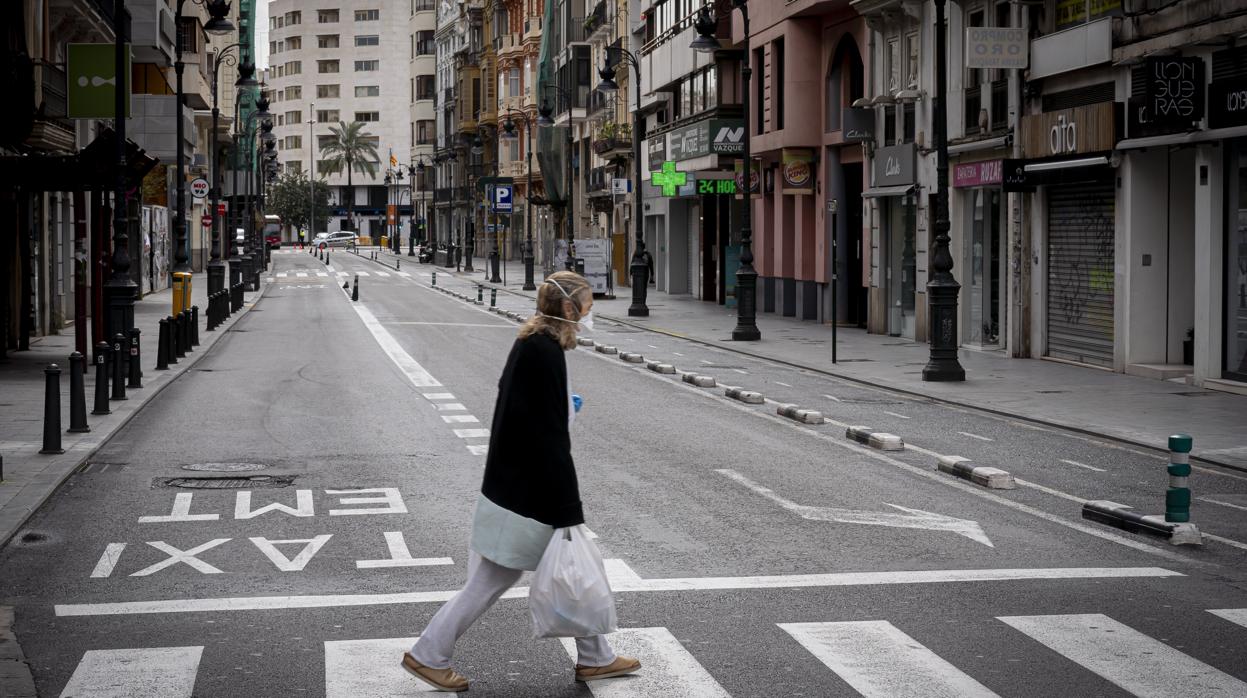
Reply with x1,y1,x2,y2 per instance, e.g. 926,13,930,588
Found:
156,475,294,489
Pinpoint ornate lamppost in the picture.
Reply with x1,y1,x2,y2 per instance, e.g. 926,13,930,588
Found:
595,46,647,315
501,110,537,290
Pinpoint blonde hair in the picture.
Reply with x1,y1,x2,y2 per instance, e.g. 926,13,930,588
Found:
518,271,591,350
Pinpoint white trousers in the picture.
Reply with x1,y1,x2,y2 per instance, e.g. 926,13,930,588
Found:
410,551,616,669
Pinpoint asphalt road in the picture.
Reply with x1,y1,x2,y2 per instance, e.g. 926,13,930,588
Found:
1,247,1245,697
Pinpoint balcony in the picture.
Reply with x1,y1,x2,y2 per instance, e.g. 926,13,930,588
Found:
523,17,543,46
413,0,435,11
584,1,611,39
592,135,632,160
586,165,611,197
495,33,521,57
26,61,74,153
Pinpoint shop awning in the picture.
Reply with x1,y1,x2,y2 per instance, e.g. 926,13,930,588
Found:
861,184,914,198
1115,124,1247,151
1022,156,1110,173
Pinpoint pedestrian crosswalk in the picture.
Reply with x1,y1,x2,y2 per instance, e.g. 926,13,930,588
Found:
56,610,1247,696
271,270,412,279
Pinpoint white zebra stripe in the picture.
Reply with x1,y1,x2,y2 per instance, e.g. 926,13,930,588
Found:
560,627,731,698
60,646,203,698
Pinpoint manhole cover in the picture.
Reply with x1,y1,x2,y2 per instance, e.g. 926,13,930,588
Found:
156,475,294,489
182,462,269,472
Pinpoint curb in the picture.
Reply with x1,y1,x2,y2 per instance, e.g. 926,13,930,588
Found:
725,386,765,404
0,282,268,549
845,426,905,451
0,606,35,697
936,455,1015,489
1081,500,1203,545
777,403,825,425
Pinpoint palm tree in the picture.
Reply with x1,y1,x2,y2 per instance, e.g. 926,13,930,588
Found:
318,121,380,232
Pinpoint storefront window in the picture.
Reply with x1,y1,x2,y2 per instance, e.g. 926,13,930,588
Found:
1227,144,1247,381
968,189,1002,346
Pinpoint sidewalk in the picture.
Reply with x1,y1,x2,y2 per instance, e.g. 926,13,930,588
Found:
0,272,263,546
385,249,1247,470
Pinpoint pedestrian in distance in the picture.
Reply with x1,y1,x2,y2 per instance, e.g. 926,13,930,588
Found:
402,271,640,692
642,248,655,286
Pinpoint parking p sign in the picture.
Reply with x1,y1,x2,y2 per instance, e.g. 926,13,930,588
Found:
493,184,513,213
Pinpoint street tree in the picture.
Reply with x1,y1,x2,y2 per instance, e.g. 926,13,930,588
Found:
267,169,330,238
318,120,380,232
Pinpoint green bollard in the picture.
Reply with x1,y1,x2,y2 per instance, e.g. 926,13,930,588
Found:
1166,433,1193,523
490,288,497,307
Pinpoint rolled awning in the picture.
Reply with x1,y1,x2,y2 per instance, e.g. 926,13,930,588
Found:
861,184,914,198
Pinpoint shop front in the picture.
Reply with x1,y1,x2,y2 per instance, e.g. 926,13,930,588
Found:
953,158,1006,348
865,143,918,339
1013,102,1120,369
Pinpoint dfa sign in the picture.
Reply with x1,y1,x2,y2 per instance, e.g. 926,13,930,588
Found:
965,27,1028,70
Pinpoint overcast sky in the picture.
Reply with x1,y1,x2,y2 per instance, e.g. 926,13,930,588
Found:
255,0,269,69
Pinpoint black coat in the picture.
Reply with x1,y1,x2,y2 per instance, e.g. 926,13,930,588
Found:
481,332,585,528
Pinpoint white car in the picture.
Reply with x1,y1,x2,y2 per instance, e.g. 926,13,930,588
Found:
319,232,359,249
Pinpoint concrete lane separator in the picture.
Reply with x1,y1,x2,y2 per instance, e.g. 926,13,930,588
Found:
724,386,765,404
846,426,905,451
681,372,716,388
936,455,1016,490
645,360,676,375
619,352,644,363
577,337,595,347
1081,500,1203,546
777,403,825,425
594,343,619,355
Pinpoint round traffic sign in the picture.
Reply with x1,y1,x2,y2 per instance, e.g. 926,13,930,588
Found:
201,214,212,227
190,177,209,199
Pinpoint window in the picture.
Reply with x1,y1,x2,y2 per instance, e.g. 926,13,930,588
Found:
706,68,717,109
283,135,303,149
286,36,302,50
318,59,340,73
904,32,918,89
285,110,302,123
269,40,279,55
886,37,901,93
284,60,302,75
316,109,340,122
775,38,785,130
317,34,340,49
355,60,380,72
417,30,434,55
285,10,301,25
355,85,381,97
355,111,380,122
509,68,520,97
754,47,764,135
276,115,284,126
318,9,339,23
318,134,336,150
361,136,380,149
417,120,434,144
284,85,302,100
355,9,380,21
316,84,340,98
355,35,380,47
416,75,435,100
285,160,302,172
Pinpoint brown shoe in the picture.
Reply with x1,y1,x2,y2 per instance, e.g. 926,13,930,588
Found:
575,655,641,682
401,652,470,692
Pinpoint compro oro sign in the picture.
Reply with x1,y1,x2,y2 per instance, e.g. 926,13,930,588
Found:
965,27,1028,70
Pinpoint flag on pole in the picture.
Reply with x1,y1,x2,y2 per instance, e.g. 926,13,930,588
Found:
389,150,397,168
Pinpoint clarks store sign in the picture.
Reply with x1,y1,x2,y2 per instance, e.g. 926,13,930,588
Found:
1020,103,1119,158
873,143,916,187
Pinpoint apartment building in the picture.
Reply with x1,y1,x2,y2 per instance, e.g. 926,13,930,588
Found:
410,0,437,246
267,0,412,239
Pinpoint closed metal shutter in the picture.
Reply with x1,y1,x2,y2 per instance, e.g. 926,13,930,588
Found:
1047,180,1115,367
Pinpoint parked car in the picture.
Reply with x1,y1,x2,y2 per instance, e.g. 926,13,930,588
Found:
319,232,358,249
264,233,282,249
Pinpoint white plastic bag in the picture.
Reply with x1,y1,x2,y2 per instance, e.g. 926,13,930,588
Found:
529,525,617,638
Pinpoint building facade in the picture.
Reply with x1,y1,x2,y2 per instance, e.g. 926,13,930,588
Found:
267,0,413,240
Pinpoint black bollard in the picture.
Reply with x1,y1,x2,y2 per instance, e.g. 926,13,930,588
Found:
92,342,110,415
325,251,330,266
127,328,142,389
352,276,359,301
110,333,127,400
396,259,400,271
68,352,90,433
490,288,497,308
181,310,192,353
477,285,483,303
167,316,180,364
156,318,170,370
40,364,64,454
173,314,187,358
191,305,200,346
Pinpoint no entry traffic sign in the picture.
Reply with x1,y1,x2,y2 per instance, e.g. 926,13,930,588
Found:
201,214,212,227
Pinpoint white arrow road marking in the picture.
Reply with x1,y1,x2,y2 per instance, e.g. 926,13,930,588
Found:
717,469,993,547
250,535,334,572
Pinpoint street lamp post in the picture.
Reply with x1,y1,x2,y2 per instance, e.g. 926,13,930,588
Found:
238,96,272,290
922,0,965,381
230,63,258,290
501,110,536,290
693,1,760,341
472,134,502,283
106,0,136,340
172,0,234,275
595,46,648,316
208,41,247,296
537,84,578,272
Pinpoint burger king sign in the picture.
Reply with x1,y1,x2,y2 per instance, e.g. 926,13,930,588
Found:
781,148,815,195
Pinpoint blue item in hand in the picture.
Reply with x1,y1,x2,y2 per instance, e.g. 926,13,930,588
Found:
572,394,583,413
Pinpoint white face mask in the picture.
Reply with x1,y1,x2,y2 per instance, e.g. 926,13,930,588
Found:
546,280,593,333
578,310,595,332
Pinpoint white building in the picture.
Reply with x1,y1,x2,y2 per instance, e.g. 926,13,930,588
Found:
267,0,412,239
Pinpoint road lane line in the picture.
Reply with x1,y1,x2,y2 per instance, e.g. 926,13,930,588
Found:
453,428,490,439
423,393,455,400
780,621,998,698
60,646,203,697
958,431,994,442
559,628,731,698
465,445,489,456
355,270,370,276
350,303,442,388
1197,496,1247,512
823,394,841,402
54,565,1180,616
90,543,126,578
883,411,911,420
296,272,307,277
775,381,792,387
1060,459,1106,472
441,415,479,423
434,403,466,411
998,614,1247,697
324,637,418,698
385,321,512,327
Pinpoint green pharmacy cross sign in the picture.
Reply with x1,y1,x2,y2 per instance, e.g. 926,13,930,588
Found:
651,161,688,197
